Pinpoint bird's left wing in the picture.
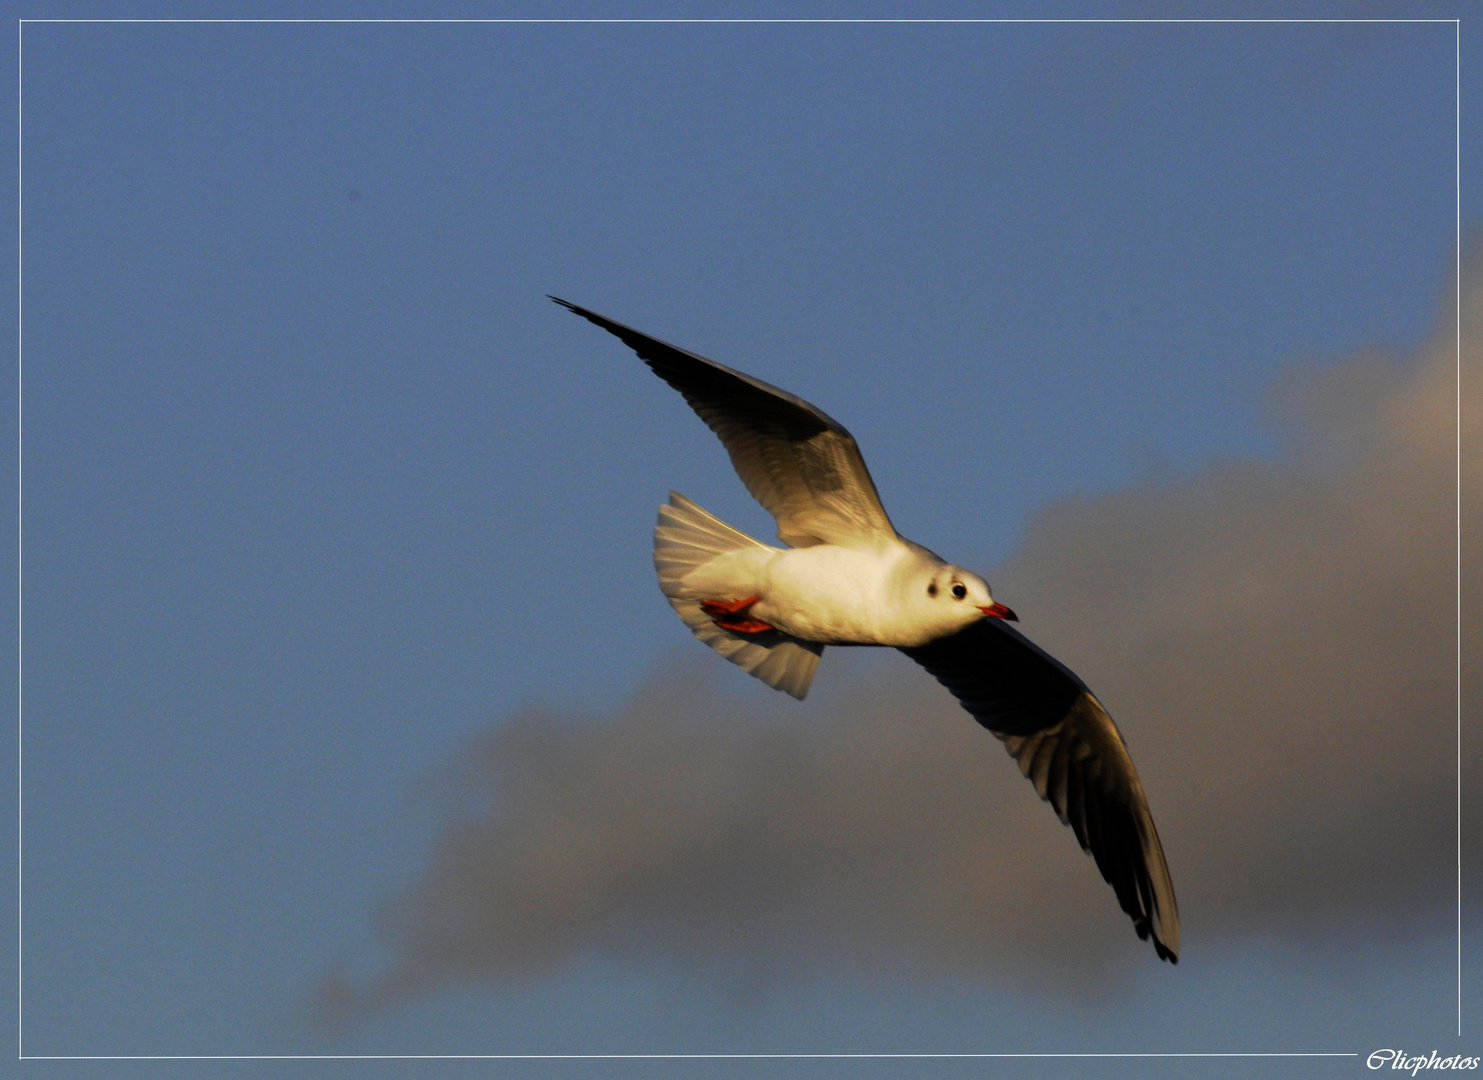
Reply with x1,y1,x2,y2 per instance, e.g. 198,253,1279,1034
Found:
551,298,897,550
899,619,1180,962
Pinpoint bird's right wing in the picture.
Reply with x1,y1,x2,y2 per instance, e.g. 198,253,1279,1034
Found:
551,298,897,550
899,619,1180,963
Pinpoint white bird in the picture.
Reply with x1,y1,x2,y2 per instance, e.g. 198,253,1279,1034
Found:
553,297,1179,963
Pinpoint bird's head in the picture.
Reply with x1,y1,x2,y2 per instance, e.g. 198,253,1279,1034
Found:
915,564,1018,635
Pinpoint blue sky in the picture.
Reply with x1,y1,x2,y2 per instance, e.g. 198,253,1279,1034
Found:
9,10,1480,1078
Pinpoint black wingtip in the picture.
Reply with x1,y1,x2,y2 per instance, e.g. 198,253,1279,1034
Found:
1139,919,1178,963
548,296,616,333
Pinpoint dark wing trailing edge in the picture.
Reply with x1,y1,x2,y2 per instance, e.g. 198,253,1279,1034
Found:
550,297,897,550
900,619,1180,963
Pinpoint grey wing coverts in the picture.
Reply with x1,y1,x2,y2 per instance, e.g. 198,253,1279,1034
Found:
549,298,896,549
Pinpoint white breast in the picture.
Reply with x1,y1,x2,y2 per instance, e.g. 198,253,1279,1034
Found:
754,542,919,645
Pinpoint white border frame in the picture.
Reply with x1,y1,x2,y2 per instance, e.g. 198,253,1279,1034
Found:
13,15,1464,1063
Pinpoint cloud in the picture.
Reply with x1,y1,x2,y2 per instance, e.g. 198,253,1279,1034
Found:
317,244,1477,1020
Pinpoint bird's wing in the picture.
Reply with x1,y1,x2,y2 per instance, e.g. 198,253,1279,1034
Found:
899,619,1180,962
552,298,897,549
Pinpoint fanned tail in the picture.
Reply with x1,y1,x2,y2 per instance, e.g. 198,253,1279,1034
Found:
654,492,823,700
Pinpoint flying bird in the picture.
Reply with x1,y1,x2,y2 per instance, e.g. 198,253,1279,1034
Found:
552,297,1179,964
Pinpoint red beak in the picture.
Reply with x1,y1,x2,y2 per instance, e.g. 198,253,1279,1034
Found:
980,602,1018,622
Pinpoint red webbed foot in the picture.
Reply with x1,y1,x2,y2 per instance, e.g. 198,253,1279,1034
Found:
712,617,776,634
700,596,761,617
699,596,776,634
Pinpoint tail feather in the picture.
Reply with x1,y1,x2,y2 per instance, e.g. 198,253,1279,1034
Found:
654,492,823,700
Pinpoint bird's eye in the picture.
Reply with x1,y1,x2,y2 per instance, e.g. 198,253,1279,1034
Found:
951,583,967,599
927,582,938,598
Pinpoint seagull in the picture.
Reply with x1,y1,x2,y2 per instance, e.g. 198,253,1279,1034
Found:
552,297,1179,964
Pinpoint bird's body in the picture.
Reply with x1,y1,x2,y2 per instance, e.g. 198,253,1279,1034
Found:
554,296,1181,964
677,535,980,648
